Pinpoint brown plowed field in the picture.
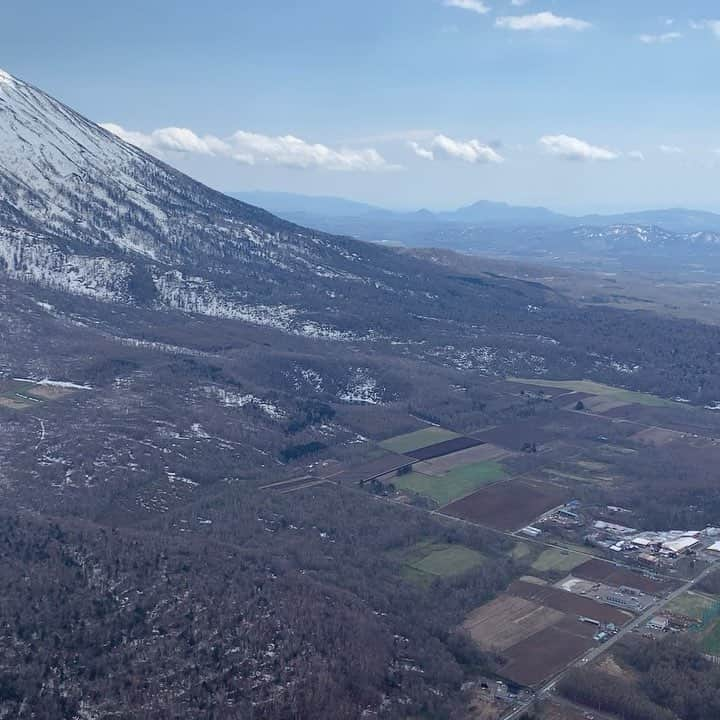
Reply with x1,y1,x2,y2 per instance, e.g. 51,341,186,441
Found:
501,616,595,687
474,419,561,450
508,580,632,625
405,436,484,461
572,559,680,594
442,478,569,530
463,595,564,651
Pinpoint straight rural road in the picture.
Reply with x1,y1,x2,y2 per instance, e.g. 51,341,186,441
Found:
501,560,720,720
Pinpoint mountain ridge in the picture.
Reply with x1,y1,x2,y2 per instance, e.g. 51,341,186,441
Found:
228,190,720,234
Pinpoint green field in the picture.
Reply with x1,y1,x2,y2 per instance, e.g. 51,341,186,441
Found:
700,619,720,656
511,542,533,562
393,461,506,506
508,378,677,408
666,591,719,622
531,548,586,574
379,427,461,454
394,541,485,585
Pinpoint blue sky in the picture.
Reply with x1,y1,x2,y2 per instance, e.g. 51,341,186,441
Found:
3,0,720,213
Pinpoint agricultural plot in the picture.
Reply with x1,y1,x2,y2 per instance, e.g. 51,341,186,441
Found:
393,541,484,586
474,419,562,451
602,401,720,437
405,436,483,461
666,591,720,622
465,579,631,688
508,580,632,625
508,378,677,409
0,378,85,411
414,443,512,476
442,478,569,531
531,548,587,575
464,595,564,651
699,618,720,656
379,427,461,454
629,426,683,447
580,395,631,414
332,452,413,484
572,559,678,595
501,618,595,687
394,461,506,506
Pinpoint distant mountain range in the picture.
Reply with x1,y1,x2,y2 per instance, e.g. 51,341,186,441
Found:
229,191,720,234
228,192,720,270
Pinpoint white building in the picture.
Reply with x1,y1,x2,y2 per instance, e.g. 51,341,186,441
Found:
662,537,700,554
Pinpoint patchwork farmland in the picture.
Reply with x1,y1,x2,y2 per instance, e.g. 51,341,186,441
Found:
271,376,720,709
464,578,632,687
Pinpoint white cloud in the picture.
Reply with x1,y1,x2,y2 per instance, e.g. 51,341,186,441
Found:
496,11,591,31
443,0,490,15
539,135,619,161
101,123,395,172
409,141,435,161
628,150,645,161
431,134,504,163
659,145,684,155
100,123,228,155
638,32,682,44
511,0,530,6
690,19,720,37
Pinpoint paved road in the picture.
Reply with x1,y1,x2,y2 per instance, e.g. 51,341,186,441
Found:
501,560,720,720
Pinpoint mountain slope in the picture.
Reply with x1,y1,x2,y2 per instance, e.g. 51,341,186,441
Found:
0,69,461,340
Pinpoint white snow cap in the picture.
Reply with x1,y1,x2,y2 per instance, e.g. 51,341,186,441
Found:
0,69,15,85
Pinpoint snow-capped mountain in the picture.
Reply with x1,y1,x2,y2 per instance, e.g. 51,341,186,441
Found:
0,68,448,339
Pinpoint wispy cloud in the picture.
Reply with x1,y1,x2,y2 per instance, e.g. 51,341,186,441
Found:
511,0,530,6
638,32,683,44
496,11,591,31
442,0,490,15
411,134,504,164
540,135,619,161
690,19,720,37
659,145,684,155
408,141,435,161
628,150,645,161
101,123,396,172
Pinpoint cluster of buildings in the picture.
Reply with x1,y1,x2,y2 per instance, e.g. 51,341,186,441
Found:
586,519,720,565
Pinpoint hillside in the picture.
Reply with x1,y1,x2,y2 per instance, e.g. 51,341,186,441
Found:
3,69,720,719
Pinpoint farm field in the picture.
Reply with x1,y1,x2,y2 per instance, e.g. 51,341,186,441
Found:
0,378,84,411
509,580,632,625
442,478,569,531
666,591,720,622
332,452,413,484
464,578,631,688
629,426,684,447
474,418,562,450
501,618,595,687
572,559,677,595
405,436,483,461
572,558,678,594
379,427,460,454
603,402,720,436
393,461,506,506
464,595,564,651
392,541,484,585
531,548,587,575
414,443,512,475
699,618,720,655
507,378,678,409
